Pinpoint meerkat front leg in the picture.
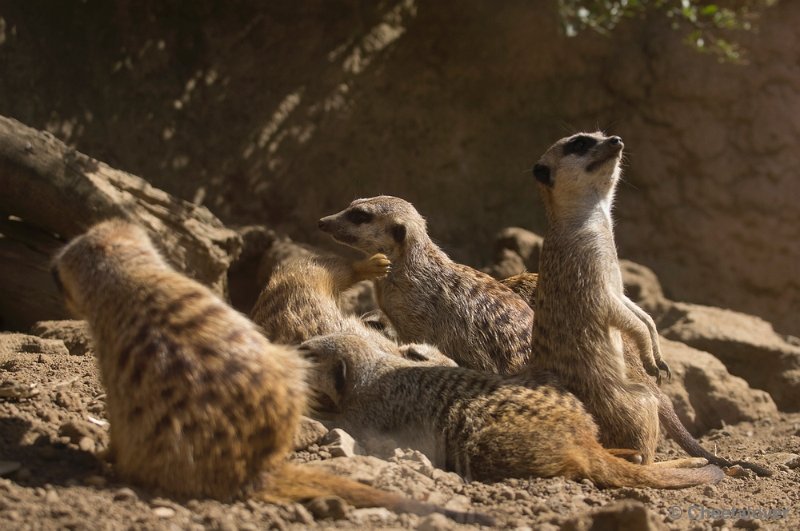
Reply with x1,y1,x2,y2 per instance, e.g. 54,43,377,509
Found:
609,298,665,384
622,296,671,380
352,253,391,282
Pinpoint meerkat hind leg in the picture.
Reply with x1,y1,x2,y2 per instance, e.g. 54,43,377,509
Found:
622,296,671,380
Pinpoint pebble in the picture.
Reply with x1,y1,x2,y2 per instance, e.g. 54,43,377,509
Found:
113,487,138,502
320,428,360,458
305,496,349,520
78,437,96,453
153,507,176,519
45,489,60,503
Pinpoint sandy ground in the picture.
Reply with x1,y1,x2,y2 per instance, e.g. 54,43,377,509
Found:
0,328,798,530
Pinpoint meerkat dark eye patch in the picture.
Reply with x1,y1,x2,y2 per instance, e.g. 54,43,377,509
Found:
345,208,373,225
391,224,406,243
562,135,597,157
533,164,553,186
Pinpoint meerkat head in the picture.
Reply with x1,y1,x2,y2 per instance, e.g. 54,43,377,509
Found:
318,196,428,259
532,132,624,217
52,219,163,318
298,333,456,413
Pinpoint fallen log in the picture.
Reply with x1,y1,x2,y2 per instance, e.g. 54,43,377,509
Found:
0,115,241,330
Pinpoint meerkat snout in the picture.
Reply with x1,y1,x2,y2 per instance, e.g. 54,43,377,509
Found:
608,136,622,146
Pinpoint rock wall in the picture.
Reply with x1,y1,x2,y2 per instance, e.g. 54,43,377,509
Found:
0,0,796,334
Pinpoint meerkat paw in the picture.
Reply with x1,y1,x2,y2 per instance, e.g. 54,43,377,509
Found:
354,253,391,281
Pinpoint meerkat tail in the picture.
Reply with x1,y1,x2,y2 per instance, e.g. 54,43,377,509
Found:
259,463,495,525
581,446,725,489
657,395,773,477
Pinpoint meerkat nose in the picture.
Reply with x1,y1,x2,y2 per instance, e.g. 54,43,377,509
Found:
609,136,622,146
318,218,329,231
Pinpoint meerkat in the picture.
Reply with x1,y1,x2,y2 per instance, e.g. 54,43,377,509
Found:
520,132,673,464
250,242,455,369
300,333,723,488
501,271,771,475
250,240,392,346
51,220,488,523
318,196,533,374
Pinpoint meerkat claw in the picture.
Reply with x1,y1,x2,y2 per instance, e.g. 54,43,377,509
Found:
354,253,392,280
658,360,672,381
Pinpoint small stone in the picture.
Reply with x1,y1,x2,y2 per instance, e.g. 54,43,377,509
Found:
55,390,82,411
153,507,176,519
45,490,60,503
58,420,91,443
305,496,349,520
734,518,761,530
320,428,360,458
703,485,717,496
78,437,96,453
113,487,138,501
785,456,800,469
416,512,455,531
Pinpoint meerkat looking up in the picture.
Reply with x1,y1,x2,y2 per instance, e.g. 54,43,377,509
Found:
501,271,771,476
51,220,487,523
318,196,533,374
524,132,670,463
300,333,724,488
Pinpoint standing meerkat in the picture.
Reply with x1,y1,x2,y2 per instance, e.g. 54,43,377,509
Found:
300,333,724,488
318,196,533,374
525,132,670,464
501,271,771,475
51,219,487,523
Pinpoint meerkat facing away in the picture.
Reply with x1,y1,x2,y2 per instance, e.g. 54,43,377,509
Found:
524,132,670,464
51,220,488,523
300,333,724,488
318,196,533,374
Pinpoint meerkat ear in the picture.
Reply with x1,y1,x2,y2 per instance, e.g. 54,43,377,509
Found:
533,164,553,186
402,346,431,363
391,223,406,243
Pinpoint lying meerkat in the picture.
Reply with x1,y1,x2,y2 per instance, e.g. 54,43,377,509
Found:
502,270,771,476
318,196,533,374
51,219,487,523
300,333,724,488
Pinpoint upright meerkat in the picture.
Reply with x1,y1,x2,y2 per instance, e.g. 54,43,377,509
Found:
525,132,670,464
318,196,533,373
51,220,486,522
502,271,771,475
301,333,723,488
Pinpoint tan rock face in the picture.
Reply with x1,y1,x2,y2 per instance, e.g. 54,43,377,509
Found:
658,303,800,412
659,338,778,435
